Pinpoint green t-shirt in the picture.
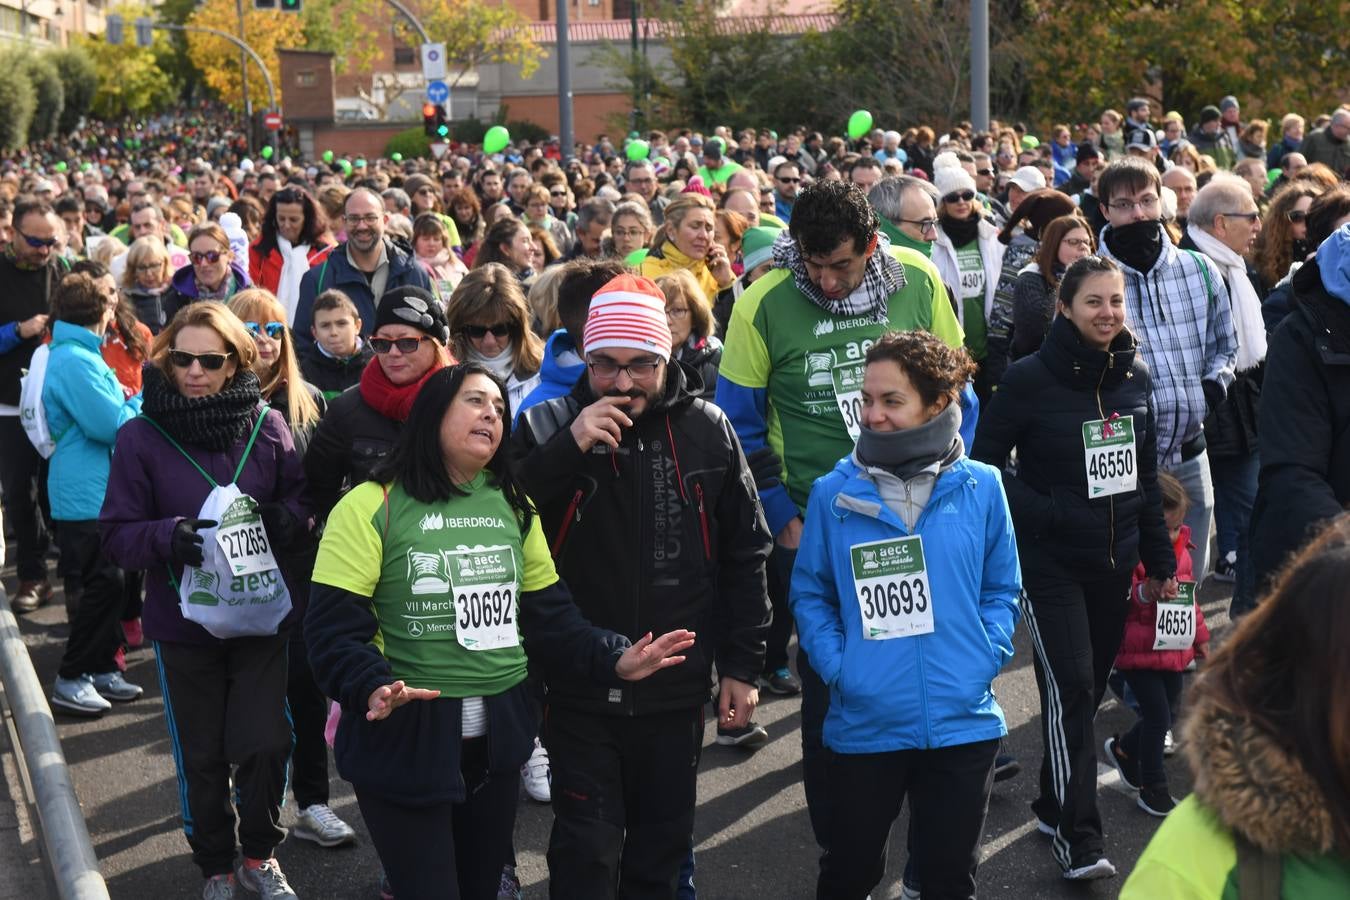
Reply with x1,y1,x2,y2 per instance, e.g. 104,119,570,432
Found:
311,475,557,698
954,241,988,360
697,160,744,185
719,246,964,512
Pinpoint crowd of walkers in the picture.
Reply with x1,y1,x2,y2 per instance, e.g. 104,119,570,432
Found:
3,93,1350,900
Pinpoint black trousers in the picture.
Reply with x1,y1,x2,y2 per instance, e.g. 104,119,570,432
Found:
1020,558,1132,870
153,635,291,877
798,645,832,849
55,520,125,679
545,704,704,900
285,628,330,808
818,738,999,900
0,416,49,582
1119,669,1183,788
763,543,797,673
356,736,518,900
122,568,144,621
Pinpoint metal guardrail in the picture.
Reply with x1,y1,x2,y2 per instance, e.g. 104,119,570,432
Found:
0,584,110,900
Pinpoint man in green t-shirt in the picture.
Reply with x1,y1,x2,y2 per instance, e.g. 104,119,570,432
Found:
715,180,974,847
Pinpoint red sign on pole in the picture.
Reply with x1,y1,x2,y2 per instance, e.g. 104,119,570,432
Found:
263,112,283,131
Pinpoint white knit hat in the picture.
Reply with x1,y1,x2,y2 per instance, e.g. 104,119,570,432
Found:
584,274,673,361
932,160,976,200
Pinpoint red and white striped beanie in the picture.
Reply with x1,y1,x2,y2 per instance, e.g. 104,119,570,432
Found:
583,274,673,361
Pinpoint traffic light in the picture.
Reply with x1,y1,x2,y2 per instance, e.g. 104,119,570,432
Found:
106,14,123,45
134,17,153,47
280,0,301,12
435,104,449,139
423,103,437,138
253,0,276,8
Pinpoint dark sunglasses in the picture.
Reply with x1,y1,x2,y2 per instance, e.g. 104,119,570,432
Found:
943,189,976,205
189,250,224,265
168,350,233,370
17,230,58,249
1220,211,1261,222
976,168,996,177
777,176,801,184
245,321,286,340
1287,209,1308,224
462,323,512,339
369,335,432,354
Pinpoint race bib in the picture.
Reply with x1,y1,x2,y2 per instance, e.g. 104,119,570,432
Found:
831,360,866,441
1082,415,1137,498
446,544,519,651
1153,581,1197,651
214,494,278,576
849,535,934,640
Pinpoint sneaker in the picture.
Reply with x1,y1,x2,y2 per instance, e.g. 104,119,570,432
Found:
292,803,356,847
993,752,1021,782
520,738,551,803
203,873,236,900
93,670,142,702
1104,735,1141,791
235,858,297,900
716,721,769,748
378,871,394,900
498,864,522,900
1137,783,1178,817
762,667,802,695
1163,729,1177,757
51,674,111,716
899,883,921,900
122,617,144,649
12,579,52,614
1212,550,1237,583
1063,857,1116,880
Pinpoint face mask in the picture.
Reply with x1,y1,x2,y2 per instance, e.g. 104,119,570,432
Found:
1105,219,1163,273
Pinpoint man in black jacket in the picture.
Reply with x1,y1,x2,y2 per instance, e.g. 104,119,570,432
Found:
512,272,771,900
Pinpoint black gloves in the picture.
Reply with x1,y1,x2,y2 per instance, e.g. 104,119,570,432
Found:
258,502,299,551
745,445,783,493
1202,380,1224,418
170,518,217,568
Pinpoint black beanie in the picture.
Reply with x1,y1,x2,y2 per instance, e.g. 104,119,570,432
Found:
374,285,449,344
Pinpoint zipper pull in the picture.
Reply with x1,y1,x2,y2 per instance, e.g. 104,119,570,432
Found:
638,438,644,453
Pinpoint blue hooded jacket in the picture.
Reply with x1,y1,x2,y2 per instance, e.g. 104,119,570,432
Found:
514,329,586,421
790,453,1021,753
1317,223,1350,303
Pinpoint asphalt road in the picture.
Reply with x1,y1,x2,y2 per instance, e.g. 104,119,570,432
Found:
3,555,1233,900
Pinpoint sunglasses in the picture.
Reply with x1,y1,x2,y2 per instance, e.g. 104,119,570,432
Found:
943,190,976,205
244,321,286,340
1220,211,1261,222
168,350,233,370
976,168,996,177
777,176,801,184
1287,209,1308,224
461,323,512,339
189,250,224,265
369,335,432,354
17,231,58,249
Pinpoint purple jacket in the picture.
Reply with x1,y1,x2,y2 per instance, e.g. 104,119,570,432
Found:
100,407,309,645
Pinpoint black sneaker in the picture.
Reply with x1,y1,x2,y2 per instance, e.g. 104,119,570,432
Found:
716,722,769,748
1137,783,1177,817
1212,551,1237,583
1104,735,1141,791
762,667,802,695
993,752,1021,782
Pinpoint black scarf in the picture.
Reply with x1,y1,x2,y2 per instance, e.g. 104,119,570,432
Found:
855,401,963,479
1105,220,1164,274
940,213,981,248
141,364,263,451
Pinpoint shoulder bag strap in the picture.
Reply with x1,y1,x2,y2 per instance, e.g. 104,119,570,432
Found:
1184,249,1215,304
1235,833,1282,900
139,414,218,488
231,404,271,484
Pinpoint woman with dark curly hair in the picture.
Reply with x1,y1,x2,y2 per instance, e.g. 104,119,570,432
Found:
1252,181,1322,299
447,187,486,266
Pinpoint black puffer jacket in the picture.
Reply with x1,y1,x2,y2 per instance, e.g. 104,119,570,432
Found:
972,314,1174,579
511,362,771,717
1251,259,1350,588
303,375,399,521
297,340,375,402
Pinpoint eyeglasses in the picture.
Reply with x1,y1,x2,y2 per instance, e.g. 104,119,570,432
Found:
943,190,976,205
17,231,58,249
189,250,224,265
665,306,690,320
550,190,568,198
343,213,382,226
461,323,512,339
244,321,286,340
613,227,647,240
976,168,995,177
587,359,661,380
134,263,163,273
168,350,233,370
1287,209,1309,224
370,335,432,354
1107,196,1161,213
1062,237,1094,249
899,217,939,232
1219,211,1261,222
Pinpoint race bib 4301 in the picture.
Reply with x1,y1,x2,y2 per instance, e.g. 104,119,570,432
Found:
849,535,934,640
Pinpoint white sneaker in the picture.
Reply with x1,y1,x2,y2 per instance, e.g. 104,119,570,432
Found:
521,738,551,803
1062,857,1117,880
202,873,236,900
1163,728,1177,756
292,803,356,847
92,670,143,702
235,858,297,899
51,674,111,716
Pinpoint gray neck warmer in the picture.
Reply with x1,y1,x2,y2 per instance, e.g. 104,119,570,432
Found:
855,400,962,479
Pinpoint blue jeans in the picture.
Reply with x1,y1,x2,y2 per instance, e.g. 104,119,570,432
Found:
1211,452,1260,616
677,848,695,900
1163,450,1214,580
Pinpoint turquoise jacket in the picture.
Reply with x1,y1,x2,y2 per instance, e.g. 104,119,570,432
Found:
42,320,141,521
790,454,1021,753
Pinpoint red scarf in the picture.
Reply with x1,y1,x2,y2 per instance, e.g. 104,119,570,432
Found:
359,354,448,422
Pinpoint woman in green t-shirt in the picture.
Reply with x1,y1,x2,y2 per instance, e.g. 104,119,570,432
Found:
306,363,693,900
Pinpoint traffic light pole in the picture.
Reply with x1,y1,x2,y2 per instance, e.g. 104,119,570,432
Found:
153,22,278,116
236,0,253,153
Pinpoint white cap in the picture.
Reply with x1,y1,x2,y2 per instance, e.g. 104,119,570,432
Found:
1009,165,1046,192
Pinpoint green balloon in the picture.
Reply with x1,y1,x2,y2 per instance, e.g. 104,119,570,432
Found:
1021,135,1040,150
1267,167,1282,186
81,162,92,172
625,140,650,162
339,160,353,175
483,125,511,155
261,146,274,159
322,150,334,163
847,109,873,140
55,161,68,172
391,152,403,162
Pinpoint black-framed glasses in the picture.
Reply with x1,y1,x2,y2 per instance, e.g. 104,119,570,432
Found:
344,213,382,226
1220,211,1261,222
942,190,975,205
1287,209,1309,224
168,350,233,370
244,321,286,340
1062,237,1094,249
550,190,568,198
665,306,690,320
976,168,995,177
189,250,223,265
587,359,661,380
1107,196,1161,213
462,323,512,339
369,335,432,354
17,231,58,249
899,217,939,232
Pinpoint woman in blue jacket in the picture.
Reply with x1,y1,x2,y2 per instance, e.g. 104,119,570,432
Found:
44,272,143,716
791,330,1021,900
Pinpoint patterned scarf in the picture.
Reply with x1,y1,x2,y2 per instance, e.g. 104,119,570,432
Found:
771,229,905,322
